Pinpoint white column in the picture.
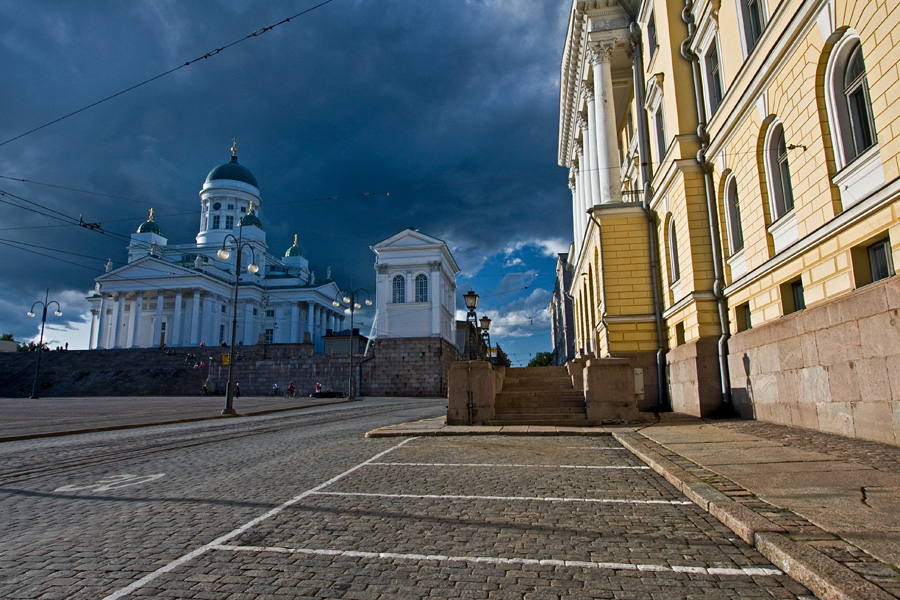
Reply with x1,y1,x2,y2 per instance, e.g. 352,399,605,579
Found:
306,302,315,341
243,303,254,345
130,293,143,348
172,290,183,346
113,294,125,348
290,303,299,343
590,41,622,204
96,294,108,349
153,290,164,347
89,310,98,350
575,144,587,246
190,290,201,345
211,297,222,345
339,315,345,330
201,293,213,345
375,265,388,339
584,88,603,205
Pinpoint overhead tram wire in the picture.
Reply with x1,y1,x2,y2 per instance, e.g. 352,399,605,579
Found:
0,0,338,149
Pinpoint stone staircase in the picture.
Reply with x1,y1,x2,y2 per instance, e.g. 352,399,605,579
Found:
492,365,589,426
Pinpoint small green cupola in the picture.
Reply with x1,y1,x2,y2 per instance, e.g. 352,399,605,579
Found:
239,202,263,229
285,234,304,257
137,208,162,235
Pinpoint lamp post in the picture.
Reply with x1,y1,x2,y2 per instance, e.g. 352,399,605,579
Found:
480,314,492,362
27,288,61,399
332,278,372,399
217,224,259,415
463,290,479,324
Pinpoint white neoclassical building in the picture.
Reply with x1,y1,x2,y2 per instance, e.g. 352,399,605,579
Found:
86,146,346,350
370,229,459,342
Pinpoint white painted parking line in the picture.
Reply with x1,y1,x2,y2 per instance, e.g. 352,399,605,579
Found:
101,438,415,600
370,462,648,469
566,446,628,450
312,490,693,505
212,544,783,577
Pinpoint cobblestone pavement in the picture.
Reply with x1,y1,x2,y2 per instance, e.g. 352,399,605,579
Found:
1,402,812,599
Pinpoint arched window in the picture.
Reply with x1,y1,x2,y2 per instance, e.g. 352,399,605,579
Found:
725,175,744,254
391,275,405,303
766,122,794,221
828,37,877,166
415,274,428,302
668,217,681,283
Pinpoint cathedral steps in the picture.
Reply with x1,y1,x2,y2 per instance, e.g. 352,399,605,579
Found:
491,366,590,426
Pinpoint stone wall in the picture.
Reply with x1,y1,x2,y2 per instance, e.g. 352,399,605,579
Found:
0,339,457,398
728,276,900,446
666,337,723,417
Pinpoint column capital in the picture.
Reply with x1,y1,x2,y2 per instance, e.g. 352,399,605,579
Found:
588,40,616,65
574,139,584,157
583,87,595,104
429,261,441,272
375,264,389,274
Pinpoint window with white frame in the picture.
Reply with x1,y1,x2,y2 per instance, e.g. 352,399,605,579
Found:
414,274,428,302
647,12,658,58
725,175,744,254
654,106,667,163
644,73,666,165
738,0,766,55
392,275,406,303
704,42,724,115
827,35,878,166
225,216,234,229
766,122,795,221
212,215,220,229
668,217,681,283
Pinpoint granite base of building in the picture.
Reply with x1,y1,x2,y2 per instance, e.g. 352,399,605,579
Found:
728,276,900,446
666,337,723,418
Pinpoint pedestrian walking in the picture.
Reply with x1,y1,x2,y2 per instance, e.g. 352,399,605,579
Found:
235,383,241,398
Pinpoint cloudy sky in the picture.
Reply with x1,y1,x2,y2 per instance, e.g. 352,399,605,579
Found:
0,0,573,366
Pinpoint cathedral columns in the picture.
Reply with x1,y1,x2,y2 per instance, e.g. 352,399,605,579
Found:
211,296,222,345
129,293,143,348
201,293,213,345
430,261,442,336
113,293,125,348
307,302,315,341
172,290,183,346
243,303,254,345
89,309,98,350
96,293,108,349
153,290,164,347
189,289,201,345
589,41,622,204
290,303,299,343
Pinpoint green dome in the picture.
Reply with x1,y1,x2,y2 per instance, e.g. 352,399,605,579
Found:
239,211,263,229
206,155,258,188
137,209,162,235
285,234,304,257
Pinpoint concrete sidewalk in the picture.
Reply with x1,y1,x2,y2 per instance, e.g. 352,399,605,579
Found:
369,414,900,600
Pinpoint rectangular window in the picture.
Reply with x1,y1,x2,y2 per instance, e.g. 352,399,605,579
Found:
253,308,258,316
674,322,686,346
264,328,274,344
705,43,724,115
742,0,764,54
225,216,234,229
647,13,658,58
212,215,220,229
853,235,894,287
219,324,224,344
655,106,667,163
735,302,752,332
228,204,234,210
781,278,806,314
266,309,275,318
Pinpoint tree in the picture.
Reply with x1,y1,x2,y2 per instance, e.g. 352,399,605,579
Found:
1,333,14,341
527,352,553,367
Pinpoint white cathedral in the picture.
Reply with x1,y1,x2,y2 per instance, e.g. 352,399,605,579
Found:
86,144,347,350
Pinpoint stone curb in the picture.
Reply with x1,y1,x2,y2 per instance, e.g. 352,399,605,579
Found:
0,397,360,443
614,431,895,600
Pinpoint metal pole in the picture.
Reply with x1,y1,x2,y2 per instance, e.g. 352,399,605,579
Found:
223,227,243,415
348,299,354,399
30,288,49,399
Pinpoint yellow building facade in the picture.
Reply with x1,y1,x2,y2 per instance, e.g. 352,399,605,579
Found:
560,0,900,444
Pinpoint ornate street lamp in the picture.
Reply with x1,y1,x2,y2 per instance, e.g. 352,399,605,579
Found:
463,290,479,324
217,222,259,415
479,314,492,358
332,277,372,399
27,288,62,399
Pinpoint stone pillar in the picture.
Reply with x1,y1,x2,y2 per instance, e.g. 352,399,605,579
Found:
96,294,108,349
569,175,579,255
172,290,183,346
307,302,315,340
430,261,441,336
584,88,603,206
291,303,300,343
243,303,254,345
89,309,98,350
590,42,622,204
201,293,213,345
130,293,143,348
375,264,389,338
189,290,201,346
574,143,587,248
113,293,125,348
583,357,638,421
153,290,164,347
211,296,222,345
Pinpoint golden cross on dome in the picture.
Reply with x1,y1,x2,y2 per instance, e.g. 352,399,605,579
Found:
293,234,298,246
148,208,154,221
231,138,238,157
248,201,255,213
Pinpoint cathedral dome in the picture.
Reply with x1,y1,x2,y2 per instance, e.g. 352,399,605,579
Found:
137,209,162,235
239,207,263,229
285,235,304,257
206,155,258,188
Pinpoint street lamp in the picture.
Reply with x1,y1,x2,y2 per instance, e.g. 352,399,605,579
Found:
463,290,479,324
332,277,372,399
217,223,259,415
26,288,62,399
479,314,492,359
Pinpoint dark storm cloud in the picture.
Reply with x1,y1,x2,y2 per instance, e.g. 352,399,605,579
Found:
0,0,571,344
